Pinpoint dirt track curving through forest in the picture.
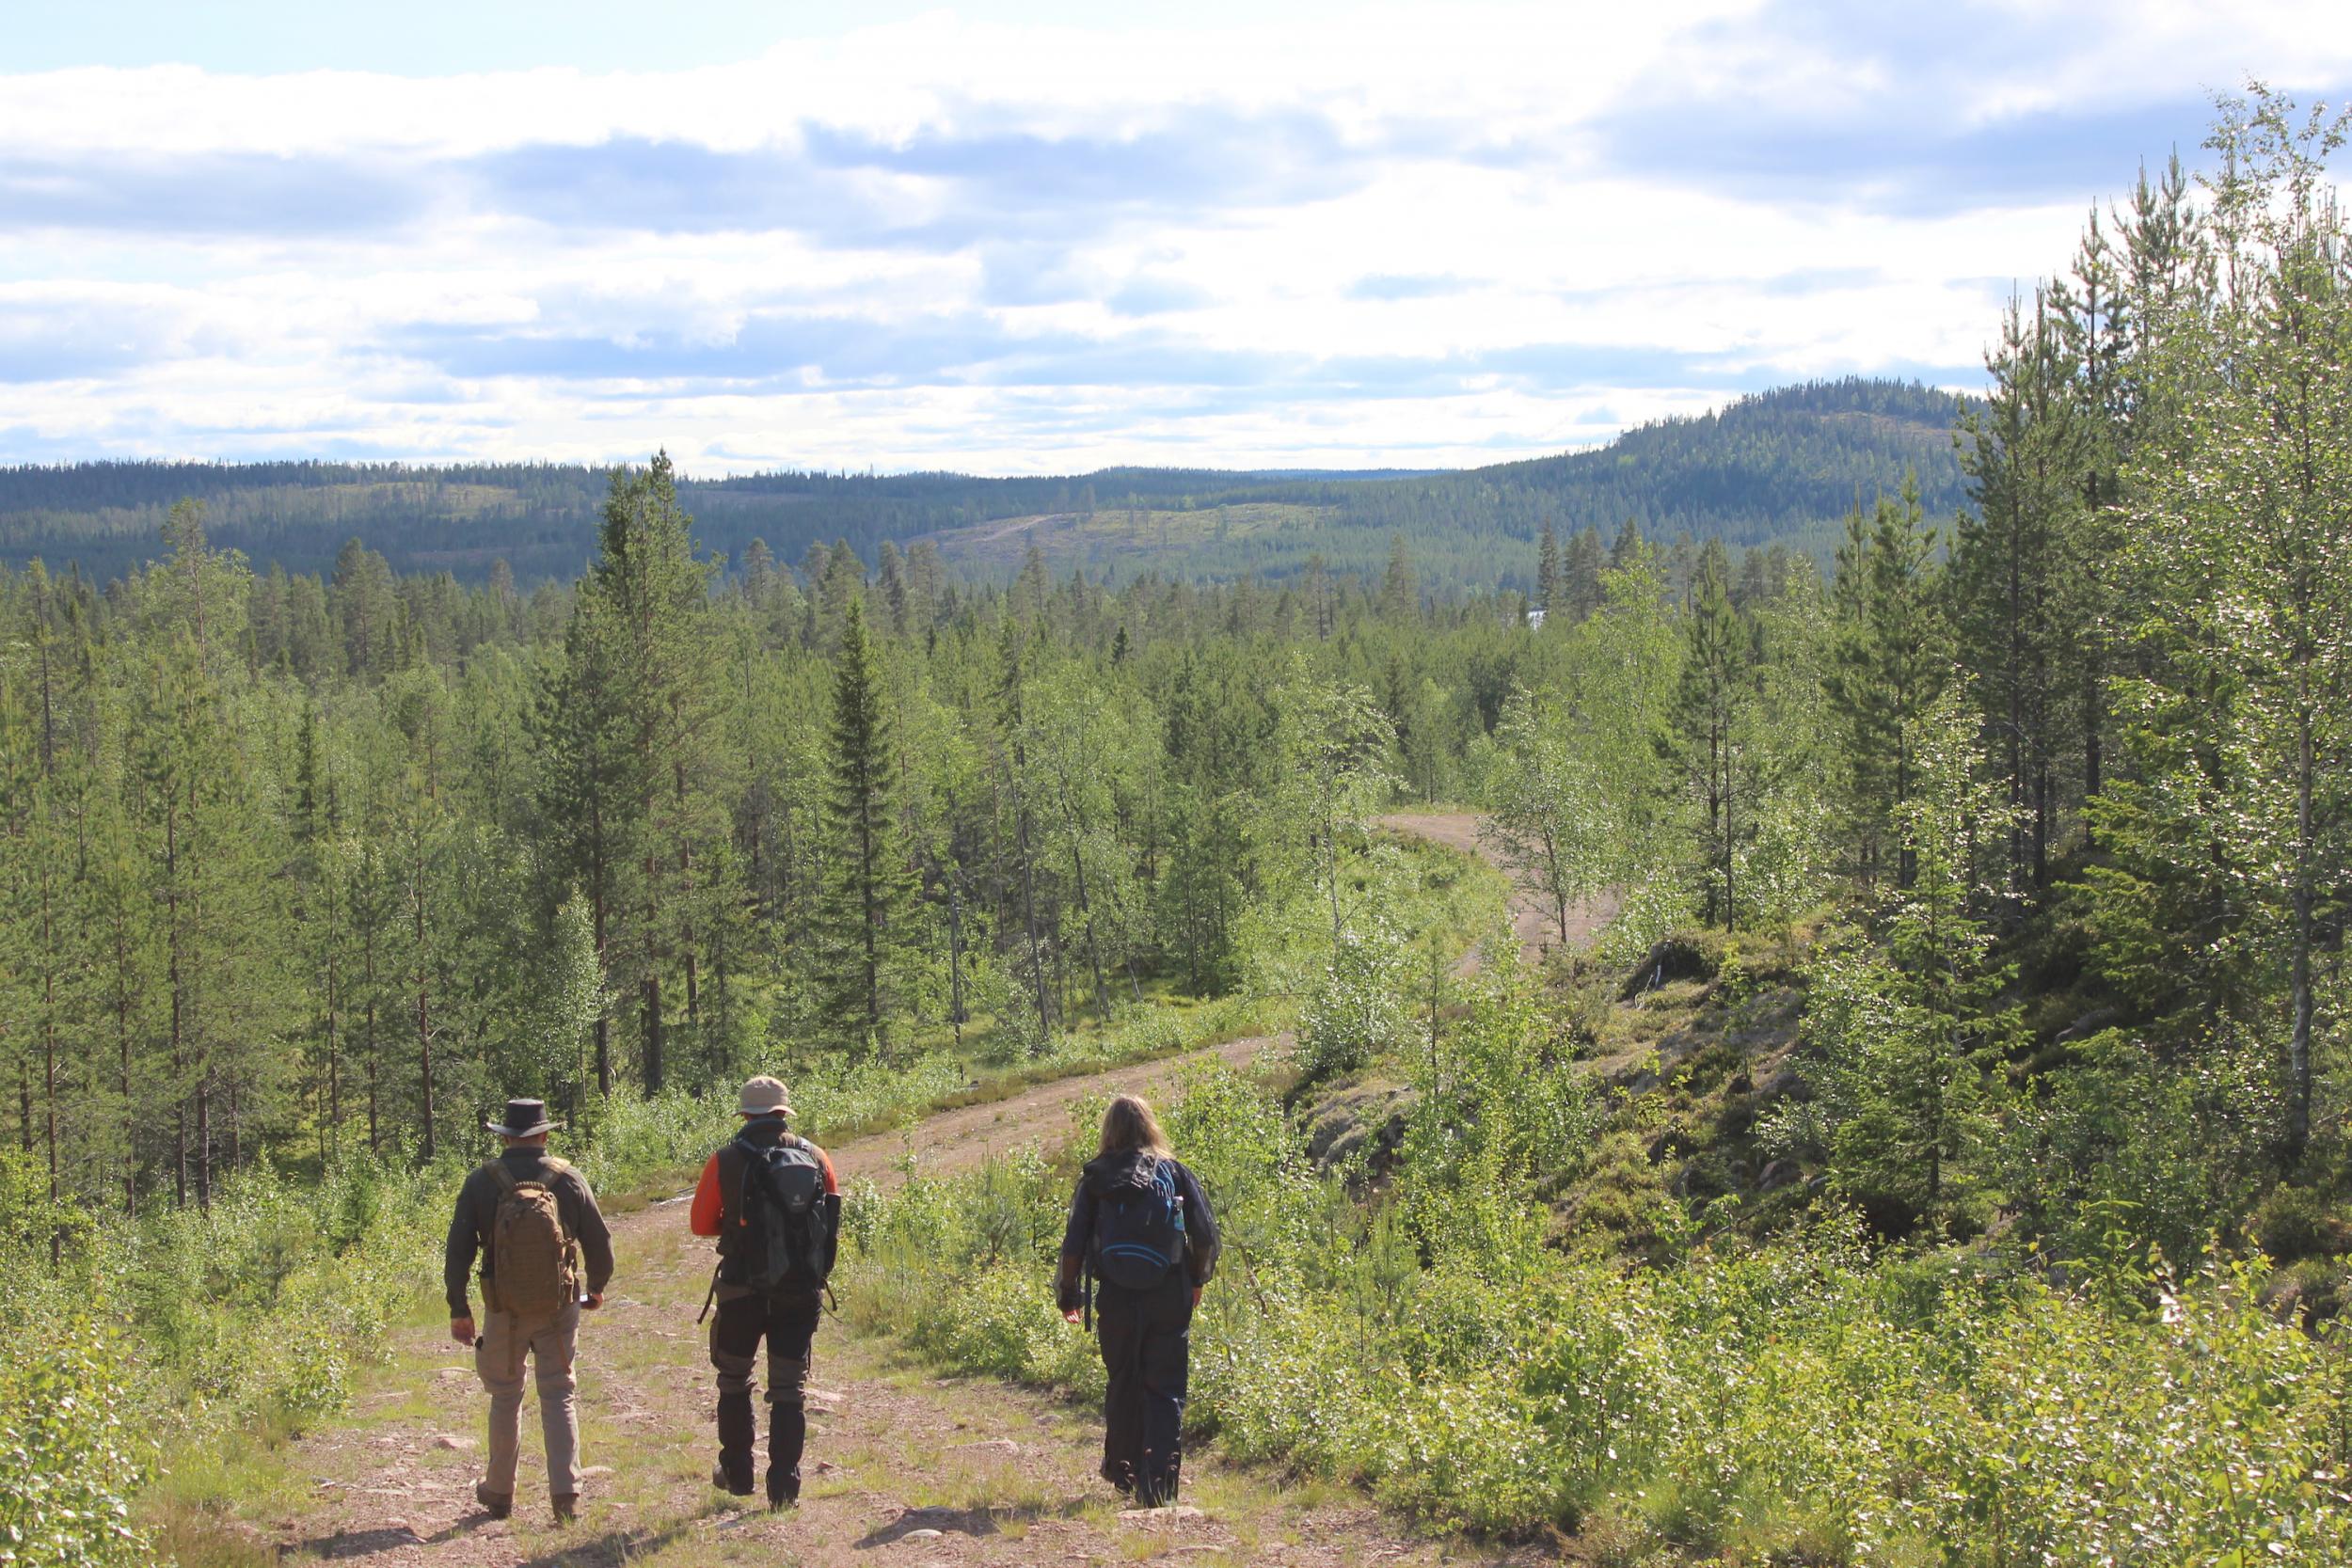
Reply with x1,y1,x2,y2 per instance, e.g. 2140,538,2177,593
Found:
825,1034,1276,1192
1376,809,1614,970
247,819,1556,1568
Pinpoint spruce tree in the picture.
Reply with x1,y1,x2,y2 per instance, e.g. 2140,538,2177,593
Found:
816,599,918,1055
1380,536,1418,621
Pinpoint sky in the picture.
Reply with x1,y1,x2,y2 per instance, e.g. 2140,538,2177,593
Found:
4,2,2349,475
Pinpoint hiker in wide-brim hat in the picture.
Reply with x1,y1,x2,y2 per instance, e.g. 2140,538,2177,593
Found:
445,1097,612,1527
689,1074,842,1509
485,1098,566,1137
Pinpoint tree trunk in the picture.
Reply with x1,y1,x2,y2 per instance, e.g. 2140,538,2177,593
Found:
364,919,380,1156
326,949,341,1155
643,973,664,1094
1010,778,1052,1042
591,831,611,1097
2287,711,2314,1166
167,798,187,1209
118,959,134,1213
196,1075,211,1213
946,880,966,1047
40,858,58,1257
416,856,435,1164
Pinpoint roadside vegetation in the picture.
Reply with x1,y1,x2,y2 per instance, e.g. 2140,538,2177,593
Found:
4,90,2350,1566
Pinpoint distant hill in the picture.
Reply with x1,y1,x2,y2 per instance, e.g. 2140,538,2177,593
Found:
0,378,1971,592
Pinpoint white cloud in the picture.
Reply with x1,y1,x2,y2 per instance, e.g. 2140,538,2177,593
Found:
0,1,2341,471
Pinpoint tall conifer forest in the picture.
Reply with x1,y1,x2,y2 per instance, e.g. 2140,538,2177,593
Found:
5,90,2352,1566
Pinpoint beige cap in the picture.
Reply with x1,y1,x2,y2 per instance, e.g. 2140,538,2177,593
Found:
738,1075,793,1117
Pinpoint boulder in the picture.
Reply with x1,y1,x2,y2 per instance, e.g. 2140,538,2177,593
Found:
1301,1081,1416,1177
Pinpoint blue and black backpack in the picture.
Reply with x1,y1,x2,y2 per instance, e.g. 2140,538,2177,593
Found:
1090,1153,1187,1292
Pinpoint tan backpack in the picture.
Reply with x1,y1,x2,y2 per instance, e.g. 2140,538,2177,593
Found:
485,1161,577,1316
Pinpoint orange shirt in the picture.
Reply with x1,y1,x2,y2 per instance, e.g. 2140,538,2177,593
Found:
689,1138,838,1237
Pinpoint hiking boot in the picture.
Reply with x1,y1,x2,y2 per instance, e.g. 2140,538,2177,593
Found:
473,1481,512,1520
551,1494,578,1525
711,1463,755,1497
766,1465,800,1510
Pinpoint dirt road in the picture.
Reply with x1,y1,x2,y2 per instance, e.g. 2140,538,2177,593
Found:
828,1034,1276,1191
257,1030,1552,1568
243,817,1560,1567
1377,809,1613,968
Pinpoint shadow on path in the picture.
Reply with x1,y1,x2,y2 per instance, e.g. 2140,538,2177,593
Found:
854,1498,1094,1549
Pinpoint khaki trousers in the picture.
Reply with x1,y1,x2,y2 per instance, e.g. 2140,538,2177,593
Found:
475,1300,581,1498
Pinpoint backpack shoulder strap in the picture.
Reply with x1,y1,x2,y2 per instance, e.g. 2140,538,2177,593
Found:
487,1160,517,1196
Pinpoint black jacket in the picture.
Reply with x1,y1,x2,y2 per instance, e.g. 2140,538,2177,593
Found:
1057,1150,1219,1311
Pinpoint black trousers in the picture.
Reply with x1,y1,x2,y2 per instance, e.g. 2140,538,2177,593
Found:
1094,1273,1193,1505
709,1291,820,1496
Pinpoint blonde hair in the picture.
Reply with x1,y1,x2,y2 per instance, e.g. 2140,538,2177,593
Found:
1098,1094,1173,1161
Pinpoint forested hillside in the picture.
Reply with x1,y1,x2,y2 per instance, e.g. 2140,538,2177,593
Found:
0,377,1967,593
3,93,2349,1568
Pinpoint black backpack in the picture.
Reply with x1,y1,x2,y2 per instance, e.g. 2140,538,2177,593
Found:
736,1135,839,1299
1090,1154,1187,1291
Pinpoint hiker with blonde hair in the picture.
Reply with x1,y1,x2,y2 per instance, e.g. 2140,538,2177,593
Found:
1056,1093,1220,1506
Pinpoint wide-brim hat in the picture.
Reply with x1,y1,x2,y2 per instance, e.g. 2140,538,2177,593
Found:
739,1075,794,1117
486,1098,563,1137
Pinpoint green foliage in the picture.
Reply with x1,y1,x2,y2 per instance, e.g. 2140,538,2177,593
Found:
815,596,922,1053
0,1332,151,1567
850,1054,2352,1563
0,381,1973,595
1293,916,1414,1084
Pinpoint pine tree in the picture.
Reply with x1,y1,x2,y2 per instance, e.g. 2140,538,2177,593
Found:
535,595,630,1097
1668,540,1753,927
1534,524,1560,611
1812,684,2019,1227
1609,518,1646,573
1956,289,2082,901
572,453,722,1095
1563,526,1606,620
994,618,1056,1044
1825,478,1948,887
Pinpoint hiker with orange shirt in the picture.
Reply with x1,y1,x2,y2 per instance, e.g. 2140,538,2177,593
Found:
690,1075,843,1508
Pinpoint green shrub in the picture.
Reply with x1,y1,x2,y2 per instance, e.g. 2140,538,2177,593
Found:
846,1028,2352,1565
1292,917,1414,1084
0,1331,151,1567
2253,1181,2352,1263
